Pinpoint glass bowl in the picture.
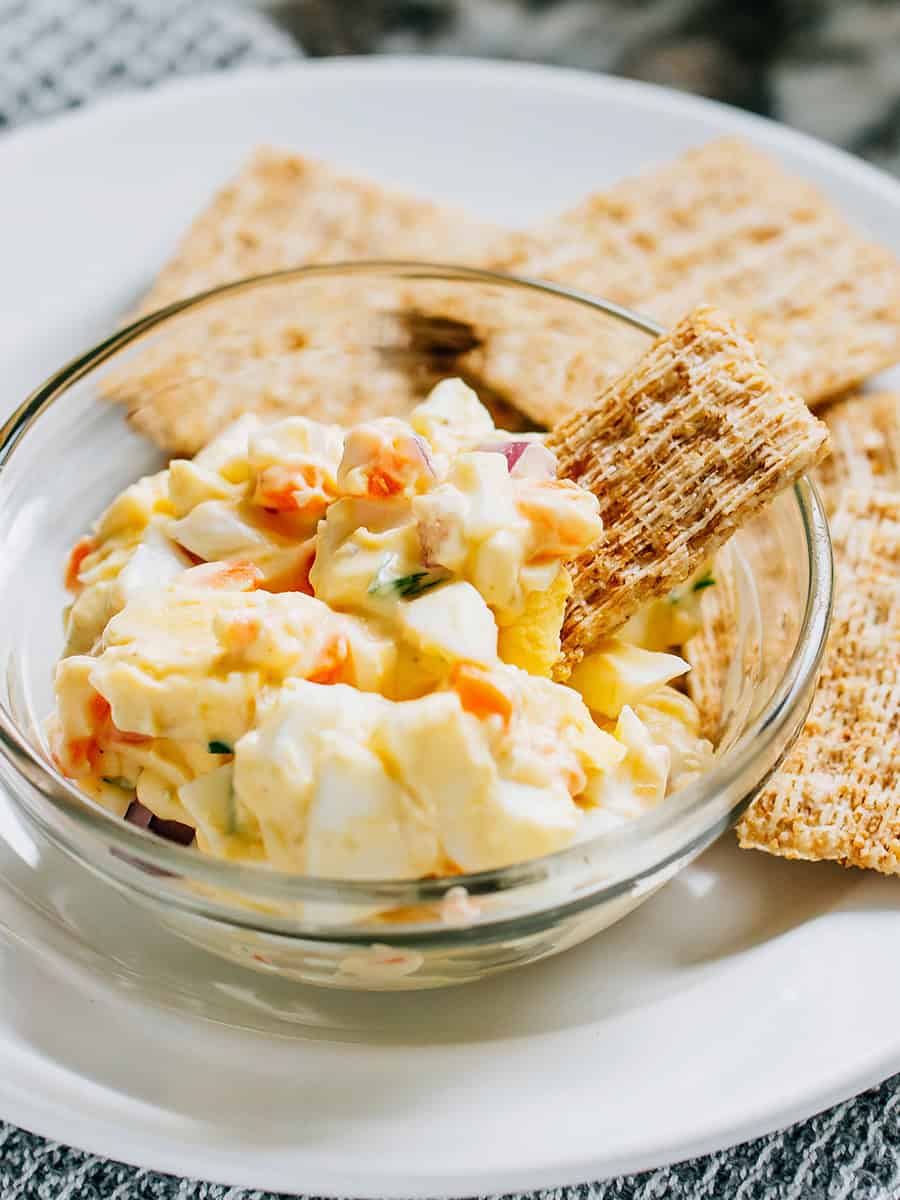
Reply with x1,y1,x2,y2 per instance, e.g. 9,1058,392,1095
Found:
0,264,832,991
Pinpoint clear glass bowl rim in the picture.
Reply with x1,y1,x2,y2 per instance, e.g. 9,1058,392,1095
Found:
0,261,833,911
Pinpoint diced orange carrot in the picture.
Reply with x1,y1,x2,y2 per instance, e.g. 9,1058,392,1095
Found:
66,736,94,770
202,560,263,591
55,690,151,782
340,425,432,499
254,463,332,517
253,465,297,511
88,693,111,726
366,466,404,498
220,615,261,652
89,690,150,747
61,734,105,775
65,536,96,591
451,664,514,726
307,634,351,685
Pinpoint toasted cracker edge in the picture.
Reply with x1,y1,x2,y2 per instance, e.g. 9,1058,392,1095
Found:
491,136,900,408
815,390,900,514
548,304,830,673
737,487,900,872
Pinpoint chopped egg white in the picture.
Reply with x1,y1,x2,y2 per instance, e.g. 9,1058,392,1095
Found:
397,581,498,666
569,638,690,719
53,377,712,883
410,377,494,456
584,706,670,821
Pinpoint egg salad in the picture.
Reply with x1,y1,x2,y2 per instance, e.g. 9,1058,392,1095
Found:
50,379,712,879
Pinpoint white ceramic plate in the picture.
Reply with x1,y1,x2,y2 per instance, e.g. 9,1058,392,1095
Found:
1,58,899,1198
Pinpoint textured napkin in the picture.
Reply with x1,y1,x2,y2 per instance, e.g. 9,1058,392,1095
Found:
0,2,899,1197
0,0,296,127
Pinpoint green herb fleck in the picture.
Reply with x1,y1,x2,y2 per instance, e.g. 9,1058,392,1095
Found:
102,776,134,791
368,553,449,599
692,572,716,593
391,571,449,598
208,740,233,755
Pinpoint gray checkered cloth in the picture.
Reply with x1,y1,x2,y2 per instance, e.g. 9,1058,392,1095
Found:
0,2,899,1196
0,0,296,127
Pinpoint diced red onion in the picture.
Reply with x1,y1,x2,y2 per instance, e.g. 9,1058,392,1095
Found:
124,800,153,829
125,801,195,846
149,816,196,846
476,440,531,469
411,433,436,477
475,440,557,479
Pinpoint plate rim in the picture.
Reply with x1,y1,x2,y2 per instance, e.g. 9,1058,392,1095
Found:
2,54,900,1196
3,1020,900,1197
4,54,900,212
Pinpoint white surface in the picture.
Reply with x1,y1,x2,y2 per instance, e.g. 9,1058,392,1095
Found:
1,57,899,1197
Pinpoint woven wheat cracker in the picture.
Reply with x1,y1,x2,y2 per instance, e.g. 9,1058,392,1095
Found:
136,147,502,314
815,390,900,513
548,305,830,672
738,489,900,873
493,137,900,409
107,337,411,457
684,551,740,742
688,391,899,739
102,148,502,454
686,510,806,743
108,138,900,451
390,290,650,431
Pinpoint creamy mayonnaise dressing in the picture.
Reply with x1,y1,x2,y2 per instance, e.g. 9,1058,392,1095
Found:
50,379,712,878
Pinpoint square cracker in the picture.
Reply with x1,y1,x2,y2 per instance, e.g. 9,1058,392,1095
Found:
738,489,900,873
107,138,900,452
815,390,900,513
684,551,740,742
103,148,503,455
688,390,900,740
492,137,900,411
135,146,503,315
547,305,830,672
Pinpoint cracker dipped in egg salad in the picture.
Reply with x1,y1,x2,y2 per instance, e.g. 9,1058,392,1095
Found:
50,379,713,879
